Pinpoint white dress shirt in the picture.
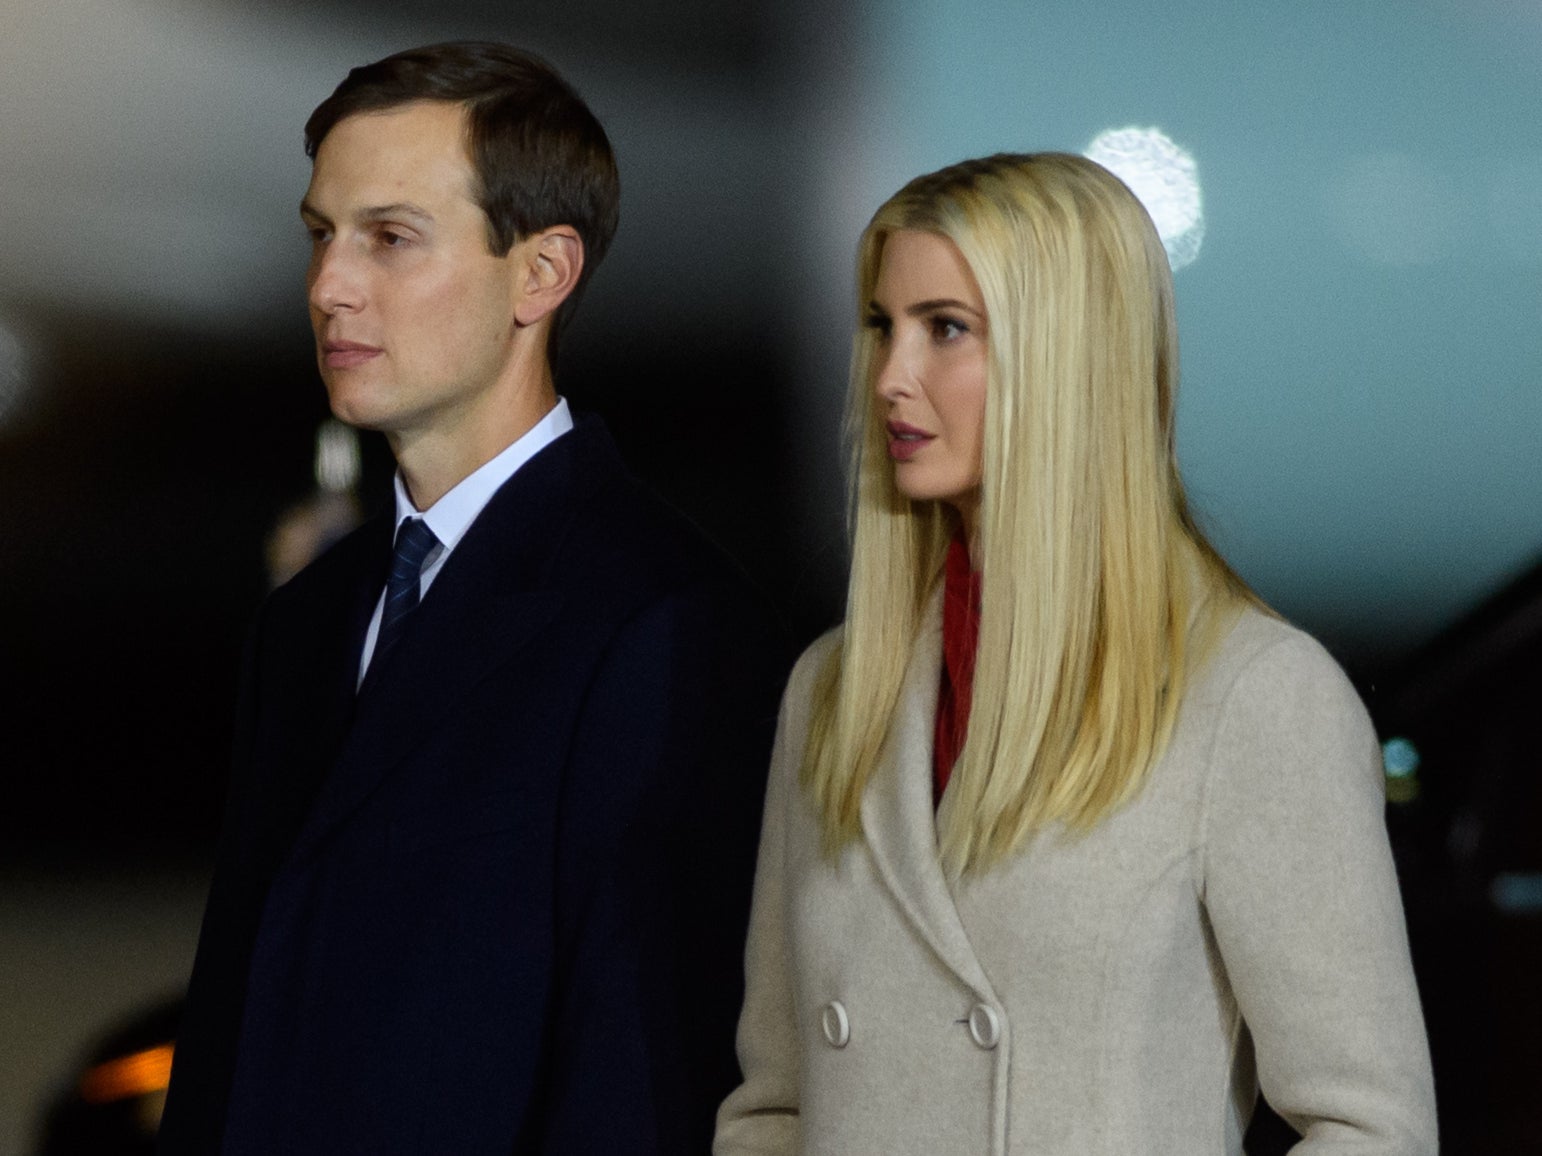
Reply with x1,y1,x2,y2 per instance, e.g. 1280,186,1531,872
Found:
356,397,574,685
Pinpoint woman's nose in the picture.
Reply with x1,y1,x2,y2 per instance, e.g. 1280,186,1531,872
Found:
874,344,914,402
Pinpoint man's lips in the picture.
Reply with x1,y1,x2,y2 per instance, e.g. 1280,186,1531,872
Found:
887,420,933,462
322,340,382,369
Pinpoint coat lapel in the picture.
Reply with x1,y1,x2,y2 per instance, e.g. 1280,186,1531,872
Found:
859,597,1000,999
285,418,616,865
288,586,563,864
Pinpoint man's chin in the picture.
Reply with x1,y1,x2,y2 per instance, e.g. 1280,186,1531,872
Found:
324,388,395,433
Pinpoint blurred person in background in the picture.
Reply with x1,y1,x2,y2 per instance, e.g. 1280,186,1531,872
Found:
716,153,1436,1154
263,420,366,590
160,41,783,1156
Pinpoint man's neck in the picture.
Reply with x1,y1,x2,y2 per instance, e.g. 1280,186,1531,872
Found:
392,370,558,511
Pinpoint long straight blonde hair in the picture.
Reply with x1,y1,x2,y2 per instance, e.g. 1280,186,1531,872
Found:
802,153,1258,874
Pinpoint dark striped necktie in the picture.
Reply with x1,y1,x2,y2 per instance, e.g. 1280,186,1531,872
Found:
372,516,440,672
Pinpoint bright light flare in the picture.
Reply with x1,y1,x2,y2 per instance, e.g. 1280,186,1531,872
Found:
1084,127,1205,271
78,1042,175,1103
315,418,361,493
1381,736,1422,804
1381,737,1421,779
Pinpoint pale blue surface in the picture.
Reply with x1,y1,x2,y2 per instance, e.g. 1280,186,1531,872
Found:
848,0,1542,665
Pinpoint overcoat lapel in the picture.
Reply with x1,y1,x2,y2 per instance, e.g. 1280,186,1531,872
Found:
242,522,385,872
285,420,613,864
859,598,999,1000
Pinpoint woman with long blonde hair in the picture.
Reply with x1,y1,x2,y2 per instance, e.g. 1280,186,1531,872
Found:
716,153,1436,1154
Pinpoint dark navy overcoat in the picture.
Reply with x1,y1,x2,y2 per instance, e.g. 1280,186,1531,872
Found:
159,416,786,1154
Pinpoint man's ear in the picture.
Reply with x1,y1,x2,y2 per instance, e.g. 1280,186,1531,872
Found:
512,225,584,328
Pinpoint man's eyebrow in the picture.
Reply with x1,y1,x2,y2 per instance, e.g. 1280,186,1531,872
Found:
298,199,435,226
358,202,435,226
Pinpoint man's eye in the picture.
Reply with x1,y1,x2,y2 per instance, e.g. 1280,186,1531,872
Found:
378,230,410,248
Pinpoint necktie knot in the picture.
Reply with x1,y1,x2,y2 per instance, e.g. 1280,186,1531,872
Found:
390,517,440,582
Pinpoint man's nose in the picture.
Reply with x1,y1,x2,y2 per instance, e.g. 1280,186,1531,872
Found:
308,244,362,315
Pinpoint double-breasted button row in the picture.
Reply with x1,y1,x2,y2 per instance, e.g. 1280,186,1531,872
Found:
817,1000,1001,1050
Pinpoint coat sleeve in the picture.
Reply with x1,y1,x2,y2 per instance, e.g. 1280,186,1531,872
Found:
714,640,834,1155
1199,632,1438,1153
532,580,787,1156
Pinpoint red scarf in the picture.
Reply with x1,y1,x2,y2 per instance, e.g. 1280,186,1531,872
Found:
934,536,981,805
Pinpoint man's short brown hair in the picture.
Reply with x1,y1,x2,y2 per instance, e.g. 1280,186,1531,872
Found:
305,42,620,348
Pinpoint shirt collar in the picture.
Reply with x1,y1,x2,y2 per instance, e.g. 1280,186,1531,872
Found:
391,396,574,551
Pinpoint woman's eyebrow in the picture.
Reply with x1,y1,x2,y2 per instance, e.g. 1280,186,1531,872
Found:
903,297,982,318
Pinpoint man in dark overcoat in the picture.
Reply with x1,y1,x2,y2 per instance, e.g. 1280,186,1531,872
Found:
158,42,784,1155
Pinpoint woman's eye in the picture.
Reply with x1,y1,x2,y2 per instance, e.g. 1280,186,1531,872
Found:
931,316,967,341
864,313,892,339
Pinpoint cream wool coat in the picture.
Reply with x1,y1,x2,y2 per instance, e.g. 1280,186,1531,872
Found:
716,606,1437,1155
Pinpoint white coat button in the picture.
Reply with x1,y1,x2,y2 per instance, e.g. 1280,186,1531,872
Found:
968,1003,1000,1050
821,1000,850,1048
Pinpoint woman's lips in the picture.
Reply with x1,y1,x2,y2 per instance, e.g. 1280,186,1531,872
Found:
887,421,933,462
322,340,382,369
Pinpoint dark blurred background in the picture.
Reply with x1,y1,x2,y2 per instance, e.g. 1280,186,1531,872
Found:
1,0,1538,1151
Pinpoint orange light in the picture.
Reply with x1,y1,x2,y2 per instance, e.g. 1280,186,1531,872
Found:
78,1043,175,1104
